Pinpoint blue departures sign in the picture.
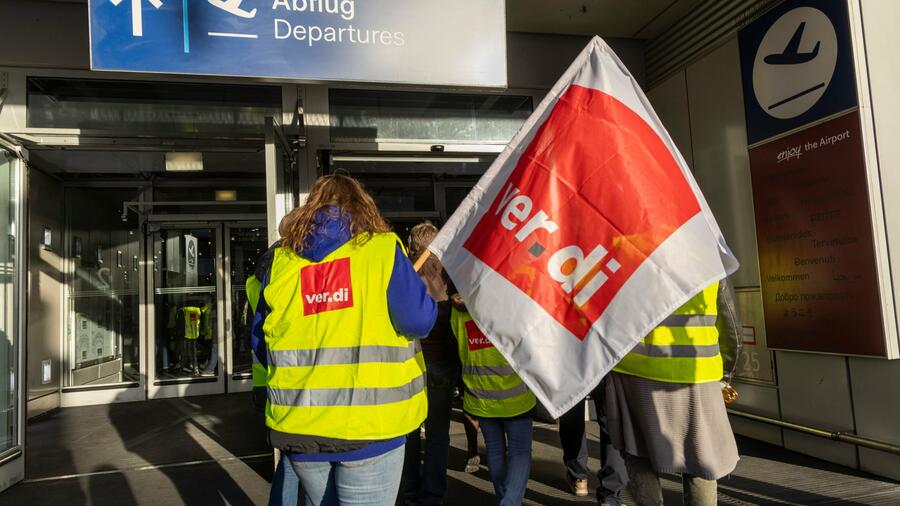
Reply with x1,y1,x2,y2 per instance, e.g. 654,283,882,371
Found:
89,0,507,87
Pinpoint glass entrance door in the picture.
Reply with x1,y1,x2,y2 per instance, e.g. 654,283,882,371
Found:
147,226,225,398
0,146,23,493
224,224,268,392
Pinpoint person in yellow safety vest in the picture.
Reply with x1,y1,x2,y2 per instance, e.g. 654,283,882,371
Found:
246,274,266,391
200,300,218,376
249,174,436,506
605,280,743,506
247,263,302,506
182,305,202,376
451,295,536,506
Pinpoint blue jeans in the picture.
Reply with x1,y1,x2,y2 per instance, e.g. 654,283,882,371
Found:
401,361,458,505
269,451,302,506
478,415,533,506
289,445,405,506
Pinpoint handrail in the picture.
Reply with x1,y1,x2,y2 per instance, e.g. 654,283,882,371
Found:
728,409,900,456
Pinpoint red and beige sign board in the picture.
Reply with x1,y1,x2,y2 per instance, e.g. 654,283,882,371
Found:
750,111,884,355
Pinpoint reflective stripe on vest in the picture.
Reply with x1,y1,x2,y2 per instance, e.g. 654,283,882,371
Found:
614,282,723,384
268,373,425,407
268,343,419,367
183,307,201,340
263,232,427,441
452,307,535,418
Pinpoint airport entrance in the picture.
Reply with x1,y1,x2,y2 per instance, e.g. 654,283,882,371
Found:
8,75,298,408
42,172,276,405
322,151,498,240
146,222,266,398
4,75,537,413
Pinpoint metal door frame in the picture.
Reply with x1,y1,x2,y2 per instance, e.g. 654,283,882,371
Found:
223,222,266,394
0,139,26,493
146,223,227,399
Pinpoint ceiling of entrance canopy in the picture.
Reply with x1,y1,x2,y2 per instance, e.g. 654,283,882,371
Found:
506,0,704,39
28,150,265,175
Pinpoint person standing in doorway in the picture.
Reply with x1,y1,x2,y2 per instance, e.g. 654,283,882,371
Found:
200,296,218,376
251,174,437,506
451,296,535,506
604,280,742,506
181,303,202,376
400,221,457,506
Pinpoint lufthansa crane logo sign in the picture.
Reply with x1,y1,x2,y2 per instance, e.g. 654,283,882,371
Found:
752,7,838,120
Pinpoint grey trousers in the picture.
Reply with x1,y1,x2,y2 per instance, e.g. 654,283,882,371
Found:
624,454,717,506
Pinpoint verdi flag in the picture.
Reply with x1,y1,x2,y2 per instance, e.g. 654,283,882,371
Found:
429,37,739,418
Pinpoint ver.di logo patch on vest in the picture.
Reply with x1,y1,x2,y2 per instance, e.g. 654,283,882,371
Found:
465,320,494,351
300,258,354,316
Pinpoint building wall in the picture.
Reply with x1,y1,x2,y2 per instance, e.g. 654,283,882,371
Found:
646,3,900,479
0,1,645,92
844,0,900,480
25,168,64,418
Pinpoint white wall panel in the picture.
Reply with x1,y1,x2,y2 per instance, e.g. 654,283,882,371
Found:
778,352,854,430
783,432,858,469
647,71,693,169
848,356,900,480
684,38,760,289
728,382,782,446
777,351,858,467
26,169,64,417
853,0,900,359
859,448,900,483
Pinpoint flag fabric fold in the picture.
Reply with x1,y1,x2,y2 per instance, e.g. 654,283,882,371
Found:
429,36,739,419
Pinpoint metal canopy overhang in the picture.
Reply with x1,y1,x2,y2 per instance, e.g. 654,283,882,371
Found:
8,131,306,153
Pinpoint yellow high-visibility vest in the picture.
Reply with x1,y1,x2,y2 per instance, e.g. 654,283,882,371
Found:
614,282,723,384
200,302,213,339
263,233,427,440
247,275,266,388
182,307,202,340
452,308,535,418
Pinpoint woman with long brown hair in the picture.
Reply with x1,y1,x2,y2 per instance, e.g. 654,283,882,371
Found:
249,174,437,506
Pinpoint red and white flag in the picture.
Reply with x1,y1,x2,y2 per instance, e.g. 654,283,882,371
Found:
429,37,739,418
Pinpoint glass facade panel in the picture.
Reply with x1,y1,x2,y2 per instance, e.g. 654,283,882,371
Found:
65,188,141,387
229,227,267,379
27,78,282,137
0,150,19,454
330,89,533,144
152,228,218,381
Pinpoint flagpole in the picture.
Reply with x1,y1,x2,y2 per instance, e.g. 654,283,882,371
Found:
413,250,432,272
